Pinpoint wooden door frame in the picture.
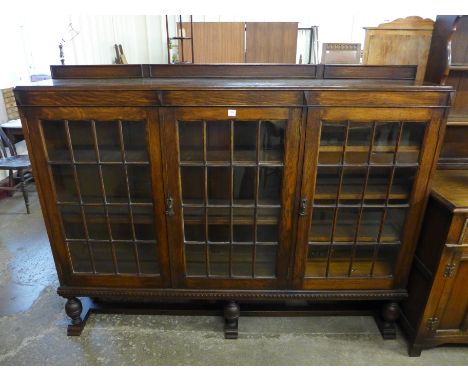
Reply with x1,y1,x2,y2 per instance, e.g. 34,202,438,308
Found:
159,106,303,289
20,106,171,288
292,106,443,290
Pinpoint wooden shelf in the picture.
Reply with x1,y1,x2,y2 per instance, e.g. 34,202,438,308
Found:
319,145,420,153
309,220,401,242
184,216,278,225
47,149,149,164
447,115,468,126
305,258,393,278
180,149,283,165
315,184,409,200
448,65,468,71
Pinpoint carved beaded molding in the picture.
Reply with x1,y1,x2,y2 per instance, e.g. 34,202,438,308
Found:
57,287,408,301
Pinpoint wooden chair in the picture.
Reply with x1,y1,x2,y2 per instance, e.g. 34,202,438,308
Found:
0,127,32,213
321,43,361,64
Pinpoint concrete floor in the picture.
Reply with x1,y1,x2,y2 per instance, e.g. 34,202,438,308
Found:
0,188,467,365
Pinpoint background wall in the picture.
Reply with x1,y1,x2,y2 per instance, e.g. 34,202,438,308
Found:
0,13,438,122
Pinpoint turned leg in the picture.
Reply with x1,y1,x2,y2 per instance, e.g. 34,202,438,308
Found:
224,301,240,339
375,302,400,340
19,170,30,214
65,297,84,336
408,343,423,357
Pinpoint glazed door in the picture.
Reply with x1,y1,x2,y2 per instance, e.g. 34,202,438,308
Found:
24,107,171,288
293,107,443,289
161,107,302,289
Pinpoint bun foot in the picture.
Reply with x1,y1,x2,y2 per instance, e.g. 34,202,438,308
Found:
375,302,400,340
224,301,240,339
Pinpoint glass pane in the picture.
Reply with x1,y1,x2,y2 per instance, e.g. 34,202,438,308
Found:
232,244,253,277
138,243,160,275
69,120,96,162
328,245,352,277
179,121,203,162
185,244,206,276
207,121,230,162
60,205,85,239
366,167,391,200
371,122,399,164
208,167,230,205
391,167,417,203
84,206,109,240
320,121,346,147
350,245,375,277
335,208,359,242
310,207,334,242
95,121,122,162
234,121,257,162
233,208,254,242
306,245,328,277
101,165,127,203
400,122,426,148
341,167,366,200
208,209,230,243
259,120,285,162
233,167,255,205
258,207,281,242
122,121,148,162
358,208,384,242
374,244,398,276
183,207,205,242
114,242,138,274
315,166,340,199
91,242,115,273
51,165,78,202
67,241,93,273
348,122,372,147
318,151,342,165
383,208,407,242
209,244,230,276
255,244,276,277
108,205,132,240
76,165,103,203
128,165,152,203
258,166,282,204
133,209,156,241
181,166,204,204
42,120,69,161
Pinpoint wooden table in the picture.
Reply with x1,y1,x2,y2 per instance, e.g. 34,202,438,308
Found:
0,119,23,144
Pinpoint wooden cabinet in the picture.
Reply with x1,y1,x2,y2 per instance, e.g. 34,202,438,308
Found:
400,170,468,356
14,64,452,339
424,15,468,169
363,16,434,82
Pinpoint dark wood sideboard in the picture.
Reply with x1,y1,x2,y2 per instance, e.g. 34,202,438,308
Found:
14,64,453,339
401,170,468,356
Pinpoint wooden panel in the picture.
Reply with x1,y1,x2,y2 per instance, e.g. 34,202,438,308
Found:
439,126,468,167
246,22,298,63
51,65,147,79
308,91,445,107
181,22,245,64
150,64,317,78
323,65,417,80
450,16,468,64
163,90,302,106
15,90,160,107
363,17,434,82
445,71,468,117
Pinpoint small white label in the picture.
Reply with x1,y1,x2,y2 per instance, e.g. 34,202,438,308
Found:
228,109,237,117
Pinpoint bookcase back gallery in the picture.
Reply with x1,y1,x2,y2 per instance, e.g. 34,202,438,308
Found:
14,64,453,339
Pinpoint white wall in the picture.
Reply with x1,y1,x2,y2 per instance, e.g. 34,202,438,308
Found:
0,13,442,122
